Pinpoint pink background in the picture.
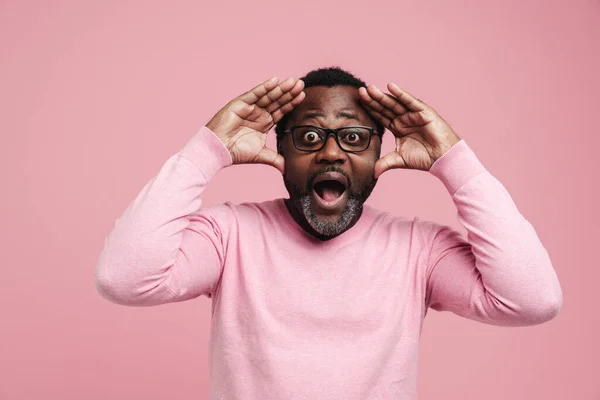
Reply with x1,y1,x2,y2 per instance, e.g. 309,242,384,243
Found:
1,0,599,399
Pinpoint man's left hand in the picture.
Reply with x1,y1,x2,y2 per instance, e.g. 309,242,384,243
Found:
358,83,461,178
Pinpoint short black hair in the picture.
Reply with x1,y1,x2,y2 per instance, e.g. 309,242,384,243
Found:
274,66,385,149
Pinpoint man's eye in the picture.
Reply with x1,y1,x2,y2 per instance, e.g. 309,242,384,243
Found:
342,132,362,143
302,132,320,142
345,133,359,143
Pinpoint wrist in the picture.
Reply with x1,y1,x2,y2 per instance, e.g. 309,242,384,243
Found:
433,135,461,162
179,126,233,178
205,121,233,152
429,140,485,194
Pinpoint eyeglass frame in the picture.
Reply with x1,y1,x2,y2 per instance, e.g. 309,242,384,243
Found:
283,125,383,153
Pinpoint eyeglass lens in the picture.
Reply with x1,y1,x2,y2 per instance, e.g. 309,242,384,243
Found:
293,127,371,151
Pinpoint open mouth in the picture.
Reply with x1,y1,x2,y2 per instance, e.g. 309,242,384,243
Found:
314,180,346,202
311,172,349,212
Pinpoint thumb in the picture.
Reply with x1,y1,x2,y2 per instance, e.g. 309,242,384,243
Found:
374,151,407,179
255,146,285,174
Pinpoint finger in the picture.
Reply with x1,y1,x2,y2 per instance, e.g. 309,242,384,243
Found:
358,87,396,121
238,76,279,105
266,79,305,113
272,91,305,123
230,100,261,121
387,83,426,112
253,146,285,174
361,106,393,128
256,77,298,108
359,99,427,136
374,151,408,179
361,88,432,134
366,85,409,115
357,86,370,102
394,112,429,130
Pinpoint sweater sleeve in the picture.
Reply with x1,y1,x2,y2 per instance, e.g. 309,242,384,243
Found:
94,126,233,306
421,140,563,326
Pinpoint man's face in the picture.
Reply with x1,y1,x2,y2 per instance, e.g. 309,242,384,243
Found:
279,85,382,237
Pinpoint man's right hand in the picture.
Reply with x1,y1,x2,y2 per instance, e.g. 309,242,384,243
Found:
206,76,305,174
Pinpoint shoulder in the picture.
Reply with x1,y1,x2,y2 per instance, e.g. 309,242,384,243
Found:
201,198,282,224
363,204,450,243
363,203,415,230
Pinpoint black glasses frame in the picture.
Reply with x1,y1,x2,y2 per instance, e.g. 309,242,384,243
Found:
284,125,382,153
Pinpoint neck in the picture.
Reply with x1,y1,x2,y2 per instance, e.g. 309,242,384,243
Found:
283,198,363,241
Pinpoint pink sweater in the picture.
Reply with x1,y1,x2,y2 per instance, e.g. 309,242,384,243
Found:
95,126,562,399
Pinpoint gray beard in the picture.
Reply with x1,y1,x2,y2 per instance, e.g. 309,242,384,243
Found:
283,166,377,238
297,194,362,237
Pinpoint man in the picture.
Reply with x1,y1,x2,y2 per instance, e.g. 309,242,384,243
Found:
95,67,562,399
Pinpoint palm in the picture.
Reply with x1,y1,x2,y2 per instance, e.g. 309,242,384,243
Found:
394,134,436,170
358,83,460,177
206,76,305,173
390,113,455,170
221,101,274,165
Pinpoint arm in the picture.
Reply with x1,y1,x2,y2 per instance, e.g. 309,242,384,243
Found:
422,140,562,326
358,82,562,326
94,76,305,306
94,127,233,306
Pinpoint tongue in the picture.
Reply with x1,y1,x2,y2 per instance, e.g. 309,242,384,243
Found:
321,187,342,202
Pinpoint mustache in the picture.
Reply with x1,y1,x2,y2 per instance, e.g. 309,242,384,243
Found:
307,166,352,191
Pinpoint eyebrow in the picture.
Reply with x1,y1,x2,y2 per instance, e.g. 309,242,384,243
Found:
301,110,360,121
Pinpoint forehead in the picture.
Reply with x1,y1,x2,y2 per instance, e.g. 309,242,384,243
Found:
290,85,371,122
300,85,360,109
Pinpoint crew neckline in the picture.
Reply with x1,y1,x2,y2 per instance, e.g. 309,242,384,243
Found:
274,198,373,248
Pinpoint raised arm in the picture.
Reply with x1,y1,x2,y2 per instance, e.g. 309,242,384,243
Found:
422,142,562,325
359,81,562,325
94,127,232,306
94,76,305,306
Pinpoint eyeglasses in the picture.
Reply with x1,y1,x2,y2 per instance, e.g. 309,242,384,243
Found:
284,125,381,153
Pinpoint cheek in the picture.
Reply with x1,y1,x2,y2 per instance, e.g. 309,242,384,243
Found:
283,154,312,184
356,147,379,165
349,153,378,183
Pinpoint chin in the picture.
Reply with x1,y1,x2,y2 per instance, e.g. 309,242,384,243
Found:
301,195,362,237
283,172,376,237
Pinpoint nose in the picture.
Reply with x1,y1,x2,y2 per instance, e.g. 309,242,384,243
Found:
315,133,347,164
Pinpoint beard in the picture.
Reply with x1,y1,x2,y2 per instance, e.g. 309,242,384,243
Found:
283,165,377,238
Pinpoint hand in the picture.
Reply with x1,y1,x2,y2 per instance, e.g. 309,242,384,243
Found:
206,76,305,174
358,83,461,178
